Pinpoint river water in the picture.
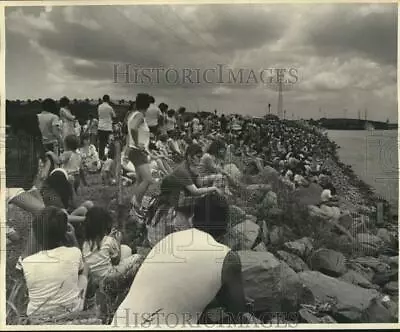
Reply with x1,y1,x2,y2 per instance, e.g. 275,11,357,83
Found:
327,130,398,210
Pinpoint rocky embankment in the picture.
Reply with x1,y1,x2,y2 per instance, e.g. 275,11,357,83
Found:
218,155,398,324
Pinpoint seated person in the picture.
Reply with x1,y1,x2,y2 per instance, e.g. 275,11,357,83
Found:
112,194,248,326
79,133,101,173
82,207,143,288
21,207,88,319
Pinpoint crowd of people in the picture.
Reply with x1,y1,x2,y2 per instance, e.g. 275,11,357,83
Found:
6,92,342,325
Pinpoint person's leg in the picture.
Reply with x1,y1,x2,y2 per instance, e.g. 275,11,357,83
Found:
120,244,132,260
134,163,154,206
70,200,93,217
98,131,107,160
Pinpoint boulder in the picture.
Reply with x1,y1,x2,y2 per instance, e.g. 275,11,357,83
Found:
291,183,323,206
276,250,309,272
283,237,314,259
340,270,379,290
352,257,391,273
298,309,337,323
298,271,381,322
383,281,398,296
338,214,353,229
309,249,347,277
372,269,398,287
356,233,384,256
360,297,398,323
228,205,246,227
376,228,396,248
252,242,268,252
238,251,306,312
262,191,278,209
223,220,260,250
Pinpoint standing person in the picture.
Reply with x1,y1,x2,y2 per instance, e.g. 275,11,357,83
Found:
60,96,76,141
145,96,162,136
97,94,116,160
176,107,186,132
37,98,62,155
113,194,247,326
165,109,176,136
220,114,228,133
158,102,168,136
126,93,154,218
86,113,99,149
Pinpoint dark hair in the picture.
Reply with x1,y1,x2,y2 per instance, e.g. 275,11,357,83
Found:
103,94,110,102
159,103,168,112
136,93,151,110
44,170,73,209
64,134,80,151
178,107,186,114
33,207,68,250
185,143,203,160
60,96,70,108
207,139,226,157
167,109,175,117
81,133,90,145
42,98,59,115
6,112,44,190
193,194,229,238
148,96,155,104
84,206,113,250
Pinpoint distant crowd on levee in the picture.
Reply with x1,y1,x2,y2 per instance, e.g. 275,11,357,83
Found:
6,93,340,325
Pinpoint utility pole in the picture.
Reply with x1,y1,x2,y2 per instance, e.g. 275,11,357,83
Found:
283,109,286,120
268,103,271,115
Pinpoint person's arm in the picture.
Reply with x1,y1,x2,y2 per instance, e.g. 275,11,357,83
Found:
61,108,75,121
8,190,45,217
185,184,219,196
217,251,247,322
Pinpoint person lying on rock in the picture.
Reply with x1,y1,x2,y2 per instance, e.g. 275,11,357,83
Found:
112,194,248,327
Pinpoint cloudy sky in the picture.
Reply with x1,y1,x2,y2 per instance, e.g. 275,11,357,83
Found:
5,3,398,121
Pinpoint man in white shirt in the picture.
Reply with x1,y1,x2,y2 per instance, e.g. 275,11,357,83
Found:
145,96,162,135
97,94,116,159
37,98,62,154
112,194,247,327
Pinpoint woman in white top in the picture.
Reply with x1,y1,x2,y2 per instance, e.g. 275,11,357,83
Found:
125,93,155,218
60,97,76,140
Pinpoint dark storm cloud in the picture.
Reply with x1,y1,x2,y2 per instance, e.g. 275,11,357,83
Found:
305,4,397,66
199,5,287,52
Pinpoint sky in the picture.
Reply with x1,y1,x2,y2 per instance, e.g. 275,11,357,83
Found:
5,3,398,122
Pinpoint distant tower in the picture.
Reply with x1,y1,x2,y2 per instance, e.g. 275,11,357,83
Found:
283,109,287,120
268,103,271,114
277,79,283,119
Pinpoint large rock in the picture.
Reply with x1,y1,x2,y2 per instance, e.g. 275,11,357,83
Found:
261,191,278,210
356,233,384,256
228,205,246,227
376,228,396,248
309,249,347,277
351,257,391,273
383,281,398,296
283,237,314,259
238,251,305,312
223,220,260,250
276,250,309,272
291,183,323,206
340,270,379,290
298,271,381,322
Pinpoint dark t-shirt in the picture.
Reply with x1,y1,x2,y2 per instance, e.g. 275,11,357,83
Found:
160,161,198,208
40,184,67,210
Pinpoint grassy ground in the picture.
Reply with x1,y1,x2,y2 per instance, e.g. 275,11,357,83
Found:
5,172,159,325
